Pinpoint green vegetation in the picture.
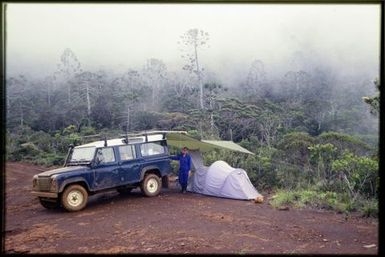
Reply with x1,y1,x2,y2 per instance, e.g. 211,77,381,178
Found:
6,48,378,217
270,188,378,217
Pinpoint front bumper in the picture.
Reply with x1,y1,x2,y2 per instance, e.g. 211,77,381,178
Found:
31,191,58,198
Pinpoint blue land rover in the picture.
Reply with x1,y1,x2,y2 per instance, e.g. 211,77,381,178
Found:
31,133,173,211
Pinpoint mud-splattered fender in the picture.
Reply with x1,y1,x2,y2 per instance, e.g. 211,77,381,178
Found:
58,177,92,193
140,165,162,180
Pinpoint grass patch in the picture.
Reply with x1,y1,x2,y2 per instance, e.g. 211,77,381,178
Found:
269,190,300,208
269,188,377,217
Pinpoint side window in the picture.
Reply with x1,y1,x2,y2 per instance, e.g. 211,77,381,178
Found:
140,142,165,157
119,145,136,161
96,147,116,163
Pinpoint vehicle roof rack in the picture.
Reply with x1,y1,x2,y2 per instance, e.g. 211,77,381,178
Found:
119,130,187,138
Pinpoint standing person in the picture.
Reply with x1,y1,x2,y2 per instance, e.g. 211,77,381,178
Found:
170,146,192,193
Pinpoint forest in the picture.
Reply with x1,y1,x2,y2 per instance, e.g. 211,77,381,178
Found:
6,29,379,217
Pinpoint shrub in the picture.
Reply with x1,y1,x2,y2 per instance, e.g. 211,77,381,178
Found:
317,132,372,156
35,152,66,167
63,125,78,135
269,190,299,208
10,142,41,161
29,130,53,152
332,151,378,198
298,190,319,207
360,199,378,218
80,126,96,136
308,143,338,180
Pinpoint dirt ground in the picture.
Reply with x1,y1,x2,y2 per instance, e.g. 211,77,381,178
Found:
3,162,378,254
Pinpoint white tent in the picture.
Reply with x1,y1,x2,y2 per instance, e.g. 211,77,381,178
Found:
132,130,261,200
187,150,261,200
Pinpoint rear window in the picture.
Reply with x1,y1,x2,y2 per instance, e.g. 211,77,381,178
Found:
140,142,165,156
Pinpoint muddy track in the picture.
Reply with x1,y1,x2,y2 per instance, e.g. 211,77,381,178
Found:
3,162,378,254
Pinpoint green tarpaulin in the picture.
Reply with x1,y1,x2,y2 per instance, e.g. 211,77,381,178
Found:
166,133,254,155
202,140,254,155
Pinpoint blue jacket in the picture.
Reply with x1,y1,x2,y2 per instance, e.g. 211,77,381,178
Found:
171,153,191,173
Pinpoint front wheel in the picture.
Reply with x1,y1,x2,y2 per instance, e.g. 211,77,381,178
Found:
140,174,161,197
61,184,88,212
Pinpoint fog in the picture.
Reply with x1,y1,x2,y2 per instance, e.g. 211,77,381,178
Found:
6,3,380,85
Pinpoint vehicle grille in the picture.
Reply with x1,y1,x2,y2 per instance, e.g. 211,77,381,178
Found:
37,177,51,191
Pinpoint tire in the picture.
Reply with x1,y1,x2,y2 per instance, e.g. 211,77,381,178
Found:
39,198,60,209
61,184,88,212
140,174,161,197
117,187,133,194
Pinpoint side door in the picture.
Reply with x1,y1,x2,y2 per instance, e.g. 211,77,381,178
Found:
92,147,121,190
117,144,142,184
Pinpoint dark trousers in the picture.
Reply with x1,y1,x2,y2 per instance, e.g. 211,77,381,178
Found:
179,170,189,191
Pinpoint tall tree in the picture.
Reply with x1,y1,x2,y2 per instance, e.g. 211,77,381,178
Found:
111,70,146,132
363,78,380,115
142,58,167,110
204,82,227,136
71,71,102,126
6,75,29,127
243,59,267,101
258,112,282,147
56,48,82,104
161,71,196,113
178,28,209,109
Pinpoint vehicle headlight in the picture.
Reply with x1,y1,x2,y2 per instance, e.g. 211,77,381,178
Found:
50,176,58,191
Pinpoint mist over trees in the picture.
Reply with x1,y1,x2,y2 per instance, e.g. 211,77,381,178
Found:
6,47,378,140
6,28,379,216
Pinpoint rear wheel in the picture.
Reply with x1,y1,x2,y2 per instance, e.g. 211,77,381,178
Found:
39,198,60,209
61,184,88,212
140,174,161,197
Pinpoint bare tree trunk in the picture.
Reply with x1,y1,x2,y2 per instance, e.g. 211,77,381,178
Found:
68,84,71,104
152,81,160,110
209,97,214,133
342,173,354,198
126,106,130,132
47,85,51,108
194,43,204,109
210,113,214,132
7,97,10,118
86,83,91,116
19,102,24,127
86,83,91,126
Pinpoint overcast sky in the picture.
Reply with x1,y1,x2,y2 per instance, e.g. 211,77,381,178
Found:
5,3,381,83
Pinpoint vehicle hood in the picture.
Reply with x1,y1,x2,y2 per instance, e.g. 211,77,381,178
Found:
38,166,90,177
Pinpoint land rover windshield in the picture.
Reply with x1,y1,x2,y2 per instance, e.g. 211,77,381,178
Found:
68,146,96,165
